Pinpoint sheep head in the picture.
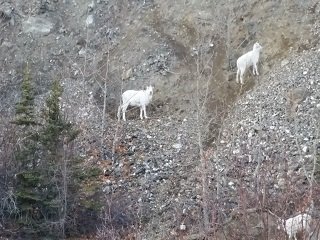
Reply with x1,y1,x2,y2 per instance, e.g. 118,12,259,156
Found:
253,42,263,51
146,85,153,97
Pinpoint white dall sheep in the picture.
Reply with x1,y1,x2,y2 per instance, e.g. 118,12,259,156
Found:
236,42,263,84
118,86,153,121
278,213,312,240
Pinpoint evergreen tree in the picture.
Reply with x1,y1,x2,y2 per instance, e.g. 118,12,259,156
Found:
41,80,64,150
36,80,79,235
12,64,43,236
13,75,79,238
12,64,37,126
12,69,100,239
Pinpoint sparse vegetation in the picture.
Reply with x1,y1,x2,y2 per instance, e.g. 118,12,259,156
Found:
3,68,102,239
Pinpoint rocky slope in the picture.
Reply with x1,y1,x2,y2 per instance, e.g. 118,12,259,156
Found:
100,50,320,239
1,0,320,239
211,49,320,239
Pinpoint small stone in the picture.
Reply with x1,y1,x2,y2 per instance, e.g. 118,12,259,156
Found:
248,131,253,138
232,149,240,154
103,169,112,176
103,186,112,194
105,179,112,185
86,15,94,27
122,68,132,80
79,48,86,55
22,16,54,34
172,143,182,149
0,3,14,19
287,87,308,105
180,224,186,231
170,229,178,236
135,166,146,175
1,41,13,48
88,1,94,11
281,59,289,67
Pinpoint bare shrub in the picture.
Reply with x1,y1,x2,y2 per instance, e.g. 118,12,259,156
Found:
96,194,138,240
0,124,19,232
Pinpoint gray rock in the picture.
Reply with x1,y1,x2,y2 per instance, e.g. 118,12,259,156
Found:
22,16,54,34
135,166,146,175
172,143,182,149
0,2,14,25
281,59,289,67
0,2,13,18
103,185,112,194
86,15,94,27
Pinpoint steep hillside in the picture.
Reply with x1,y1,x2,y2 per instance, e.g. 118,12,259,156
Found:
1,0,320,239
211,49,320,240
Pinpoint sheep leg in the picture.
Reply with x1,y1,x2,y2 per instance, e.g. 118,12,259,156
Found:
143,105,148,119
240,71,244,85
236,68,240,83
117,105,121,121
140,107,143,120
253,63,259,75
122,104,128,121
